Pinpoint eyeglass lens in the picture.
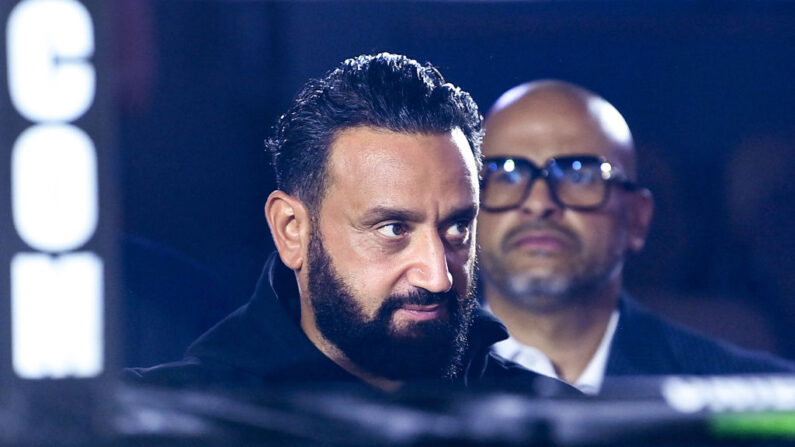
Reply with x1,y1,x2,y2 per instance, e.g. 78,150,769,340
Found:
481,157,610,210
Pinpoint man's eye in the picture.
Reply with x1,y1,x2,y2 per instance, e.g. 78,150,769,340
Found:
445,222,471,245
376,223,408,238
563,168,598,185
493,170,523,185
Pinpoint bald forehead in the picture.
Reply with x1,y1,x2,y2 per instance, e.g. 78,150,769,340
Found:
485,81,636,178
489,81,592,118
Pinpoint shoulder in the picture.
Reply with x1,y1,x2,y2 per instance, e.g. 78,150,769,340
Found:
121,356,264,391
610,296,795,375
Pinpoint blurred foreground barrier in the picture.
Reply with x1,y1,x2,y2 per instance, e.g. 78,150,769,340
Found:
1,375,794,446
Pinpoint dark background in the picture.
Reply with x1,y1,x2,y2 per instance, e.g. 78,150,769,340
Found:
113,0,795,366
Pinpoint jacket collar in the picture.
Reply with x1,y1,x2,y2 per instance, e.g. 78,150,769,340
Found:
186,252,352,382
604,293,660,375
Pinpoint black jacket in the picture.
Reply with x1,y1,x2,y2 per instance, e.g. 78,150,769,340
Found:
605,295,795,376
125,253,570,394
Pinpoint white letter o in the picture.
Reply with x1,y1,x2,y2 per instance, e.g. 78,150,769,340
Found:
12,124,99,252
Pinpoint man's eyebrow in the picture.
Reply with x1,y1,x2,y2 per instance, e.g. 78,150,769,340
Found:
360,206,425,225
359,205,478,226
441,205,478,225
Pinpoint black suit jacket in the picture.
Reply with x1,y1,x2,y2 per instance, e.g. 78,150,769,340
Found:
605,295,795,376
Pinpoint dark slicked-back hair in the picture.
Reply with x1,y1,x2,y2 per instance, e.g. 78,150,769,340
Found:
265,52,483,213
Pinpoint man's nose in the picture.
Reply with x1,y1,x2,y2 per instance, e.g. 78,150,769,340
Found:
405,231,453,293
520,178,563,217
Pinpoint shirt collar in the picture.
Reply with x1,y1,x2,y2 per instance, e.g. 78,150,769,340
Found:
575,310,619,394
485,304,620,395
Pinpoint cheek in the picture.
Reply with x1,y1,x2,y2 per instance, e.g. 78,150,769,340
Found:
336,258,393,310
449,250,475,288
323,220,392,274
334,261,392,318
477,214,510,248
574,213,628,257
316,233,391,313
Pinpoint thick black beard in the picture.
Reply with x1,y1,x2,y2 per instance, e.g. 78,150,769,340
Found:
307,232,475,381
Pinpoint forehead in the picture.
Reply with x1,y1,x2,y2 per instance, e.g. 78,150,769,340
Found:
483,94,626,167
325,126,478,214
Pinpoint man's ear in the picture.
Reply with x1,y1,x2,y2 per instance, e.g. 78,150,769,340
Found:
265,190,311,270
628,188,654,253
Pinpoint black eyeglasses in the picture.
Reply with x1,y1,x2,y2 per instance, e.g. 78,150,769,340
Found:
480,155,639,212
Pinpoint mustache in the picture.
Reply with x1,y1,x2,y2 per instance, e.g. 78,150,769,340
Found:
501,220,580,250
378,288,458,315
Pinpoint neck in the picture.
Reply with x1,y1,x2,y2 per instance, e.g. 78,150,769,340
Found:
486,280,620,384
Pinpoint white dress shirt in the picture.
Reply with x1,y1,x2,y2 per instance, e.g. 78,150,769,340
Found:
488,307,620,395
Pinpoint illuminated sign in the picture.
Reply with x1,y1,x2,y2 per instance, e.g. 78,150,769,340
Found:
5,0,104,379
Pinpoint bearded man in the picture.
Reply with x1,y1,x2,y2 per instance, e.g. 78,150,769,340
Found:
125,54,564,393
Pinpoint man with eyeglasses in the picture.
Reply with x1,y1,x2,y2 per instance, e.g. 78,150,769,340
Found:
477,80,794,395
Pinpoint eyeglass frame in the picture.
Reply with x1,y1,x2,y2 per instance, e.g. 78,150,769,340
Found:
479,154,640,212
